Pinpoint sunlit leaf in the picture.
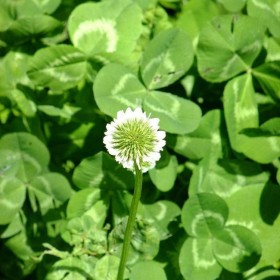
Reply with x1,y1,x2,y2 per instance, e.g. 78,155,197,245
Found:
45,256,97,280
0,51,32,87
143,91,201,134
0,213,24,238
141,200,181,240
68,0,142,61
219,0,246,12
4,0,61,16
61,215,107,255
197,15,265,82
181,193,229,237
213,225,261,272
130,261,167,280
179,237,222,280
176,0,218,48
93,63,146,118
28,45,87,91
0,177,25,225
189,158,269,198
66,188,108,228
109,216,160,266
94,255,120,280
11,88,37,117
247,0,280,38
0,15,62,43
171,109,224,160
4,230,37,275
149,152,178,192
73,152,134,190
238,128,280,163
28,173,72,214
225,183,280,274
237,118,280,163
0,133,50,181
252,62,280,102
140,28,193,89
223,74,259,152
38,104,80,119
265,37,280,62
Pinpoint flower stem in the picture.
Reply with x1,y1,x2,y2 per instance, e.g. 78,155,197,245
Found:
117,164,143,280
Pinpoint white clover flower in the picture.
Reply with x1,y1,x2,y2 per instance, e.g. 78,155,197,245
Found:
103,107,166,172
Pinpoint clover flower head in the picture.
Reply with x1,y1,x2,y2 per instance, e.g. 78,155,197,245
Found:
103,107,166,172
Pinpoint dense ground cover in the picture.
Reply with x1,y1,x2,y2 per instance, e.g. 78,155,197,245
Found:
0,0,280,279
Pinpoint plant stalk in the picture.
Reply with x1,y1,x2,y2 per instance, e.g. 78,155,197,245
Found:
117,164,143,280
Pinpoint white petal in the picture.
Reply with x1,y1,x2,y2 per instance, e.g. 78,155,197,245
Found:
124,107,134,120
103,135,113,145
155,140,166,151
103,137,112,144
117,110,125,119
122,160,134,170
147,151,161,162
156,131,166,140
149,118,159,130
104,141,116,150
134,107,143,116
141,161,155,173
134,107,147,122
115,154,130,166
106,122,117,132
135,157,141,169
107,147,119,156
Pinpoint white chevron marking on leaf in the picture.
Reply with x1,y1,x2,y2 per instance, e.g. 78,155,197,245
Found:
192,239,216,268
251,0,275,14
215,228,246,261
155,202,167,220
73,19,118,52
111,74,135,95
268,137,280,152
211,132,221,145
49,52,83,67
191,210,225,236
42,68,82,82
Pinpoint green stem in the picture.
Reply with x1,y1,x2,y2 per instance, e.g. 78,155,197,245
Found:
117,164,143,280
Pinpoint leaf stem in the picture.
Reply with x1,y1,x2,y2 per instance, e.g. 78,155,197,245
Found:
117,164,143,280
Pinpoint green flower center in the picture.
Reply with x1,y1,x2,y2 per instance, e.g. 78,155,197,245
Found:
113,119,156,161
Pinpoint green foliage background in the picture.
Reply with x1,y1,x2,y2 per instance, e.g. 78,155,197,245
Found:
0,0,280,279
